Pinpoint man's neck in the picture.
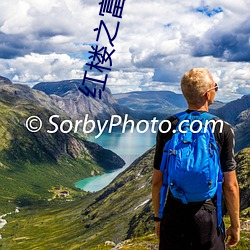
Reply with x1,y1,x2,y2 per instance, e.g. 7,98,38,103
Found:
187,103,209,112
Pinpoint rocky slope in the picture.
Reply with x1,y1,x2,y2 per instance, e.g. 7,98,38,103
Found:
213,94,250,126
33,79,124,123
77,146,250,248
0,76,12,85
235,148,250,214
209,94,250,152
234,108,250,152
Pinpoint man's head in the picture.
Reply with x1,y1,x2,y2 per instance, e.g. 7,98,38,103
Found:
181,68,217,106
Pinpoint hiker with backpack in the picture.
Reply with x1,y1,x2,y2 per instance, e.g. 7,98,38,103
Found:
152,68,240,249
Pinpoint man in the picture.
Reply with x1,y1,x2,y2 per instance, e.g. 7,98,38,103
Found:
152,68,240,249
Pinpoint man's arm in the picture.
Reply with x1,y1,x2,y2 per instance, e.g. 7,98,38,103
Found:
152,118,176,239
152,169,163,238
223,170,240,248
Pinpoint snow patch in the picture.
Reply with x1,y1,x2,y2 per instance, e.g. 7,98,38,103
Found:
0,208,20,238
138,185,145,190
0,219,7,229
134,199,150,210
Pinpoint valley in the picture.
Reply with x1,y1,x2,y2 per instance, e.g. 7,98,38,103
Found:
0,76,249,249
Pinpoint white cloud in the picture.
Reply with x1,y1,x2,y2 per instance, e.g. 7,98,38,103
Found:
0,0,249,101
0,53,85,86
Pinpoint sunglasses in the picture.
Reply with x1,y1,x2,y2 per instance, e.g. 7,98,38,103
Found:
203,83,218,95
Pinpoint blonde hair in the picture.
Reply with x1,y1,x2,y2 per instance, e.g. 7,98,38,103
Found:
181,68,214,104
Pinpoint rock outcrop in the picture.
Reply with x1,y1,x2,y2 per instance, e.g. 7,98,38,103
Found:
0,76,12,85
33,79,123,123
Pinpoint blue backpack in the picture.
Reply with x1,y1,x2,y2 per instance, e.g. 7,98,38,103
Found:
158,111,223,228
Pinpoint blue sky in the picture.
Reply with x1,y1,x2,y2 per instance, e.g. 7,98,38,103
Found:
0,0,249,102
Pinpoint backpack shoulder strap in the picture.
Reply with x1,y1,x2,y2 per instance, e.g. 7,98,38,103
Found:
201,112,217,120
173,111,189,121
201,112,223,230
174,111,217,121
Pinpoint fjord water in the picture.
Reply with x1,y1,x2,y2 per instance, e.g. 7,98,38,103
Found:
75,129,156,192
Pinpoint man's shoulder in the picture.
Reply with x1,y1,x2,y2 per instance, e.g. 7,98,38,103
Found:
164,115,179,122
160,111,234,135
160,115,179,132
211,116,234,134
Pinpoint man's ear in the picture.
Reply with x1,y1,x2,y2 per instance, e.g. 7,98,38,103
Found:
204,92,209,100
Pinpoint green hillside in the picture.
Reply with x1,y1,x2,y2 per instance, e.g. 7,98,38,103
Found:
0,83,124,213
235,147,250,214
0,78,249,249
0,148,155,249
1,147,249,249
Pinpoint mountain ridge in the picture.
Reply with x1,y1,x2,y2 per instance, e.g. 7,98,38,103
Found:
33,79,124,123
0,80,125,212
114,90,226,119
213,94,250,125
0,76,12,85
0,76,249,249
213,94,250,152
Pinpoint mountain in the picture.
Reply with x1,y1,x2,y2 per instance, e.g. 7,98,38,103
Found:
114,91,186,119
234,108,250,152
33,81,228,122
114,91,249,125
235,148,250,214
114,91,186,110
0,76,249,249
32,79,250,151
114,91,225,120
211,94,250,152
0,79,125,212
33,79,124,122
209,100,225,110
0,147,155,249
0,76,12,85
213,94,250,125
77,147,250,248
1,146,249,249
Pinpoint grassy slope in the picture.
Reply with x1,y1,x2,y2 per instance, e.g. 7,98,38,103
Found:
1,203,249,250
0,199,88,250
1,148,249,249
0,88,106,213
0,156,100,212
0,149,155,249
235,148,250,213
89,219,250,250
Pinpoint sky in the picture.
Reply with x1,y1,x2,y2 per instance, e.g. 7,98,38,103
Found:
0,0,249,102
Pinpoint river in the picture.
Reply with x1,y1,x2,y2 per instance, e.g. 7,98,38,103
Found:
75,129,156,192
0,208,19,239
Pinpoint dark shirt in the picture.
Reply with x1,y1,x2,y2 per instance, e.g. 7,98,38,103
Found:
155,110,234,246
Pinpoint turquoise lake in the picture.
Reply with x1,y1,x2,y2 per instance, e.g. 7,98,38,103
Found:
75,129,156,192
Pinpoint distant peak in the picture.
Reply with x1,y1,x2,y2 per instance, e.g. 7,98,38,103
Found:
0,76,12,85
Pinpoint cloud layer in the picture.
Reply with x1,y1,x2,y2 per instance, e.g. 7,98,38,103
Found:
0,0,249,101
